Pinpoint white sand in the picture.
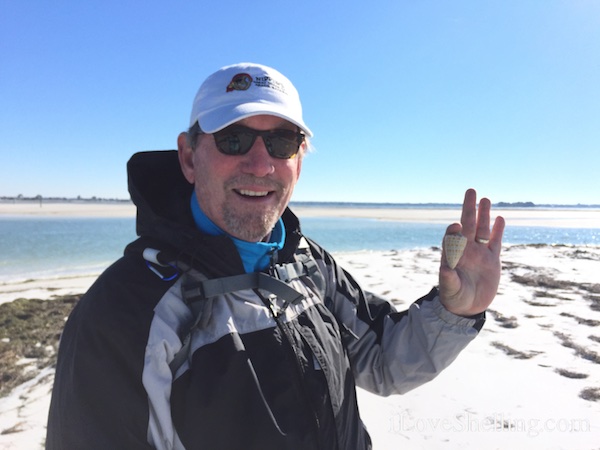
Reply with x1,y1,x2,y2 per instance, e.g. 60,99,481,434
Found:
0,275,100,306
2,201,599,228
0,202,136,218
293,206,600,229
1,244,599,449
343,245,600,449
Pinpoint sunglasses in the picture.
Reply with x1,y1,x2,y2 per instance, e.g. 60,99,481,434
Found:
211,125,306,159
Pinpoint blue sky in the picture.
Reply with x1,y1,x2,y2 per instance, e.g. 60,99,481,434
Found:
1,0,599,204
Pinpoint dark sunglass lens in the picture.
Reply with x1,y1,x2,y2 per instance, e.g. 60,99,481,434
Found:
267,137,297,159
213,127,303,158
267,131,303,159
214,130,254,155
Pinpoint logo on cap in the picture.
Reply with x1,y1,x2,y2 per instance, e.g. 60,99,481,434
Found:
226,73,252,92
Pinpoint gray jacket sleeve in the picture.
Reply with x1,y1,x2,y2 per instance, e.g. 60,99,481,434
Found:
317,250,484,397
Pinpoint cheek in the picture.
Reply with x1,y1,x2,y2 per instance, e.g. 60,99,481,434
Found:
196,164,219,191
192,152,234,201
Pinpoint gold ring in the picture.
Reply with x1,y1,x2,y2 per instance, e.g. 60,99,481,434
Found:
475,237,490,244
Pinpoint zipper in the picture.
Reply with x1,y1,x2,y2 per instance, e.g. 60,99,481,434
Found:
255,289,323,449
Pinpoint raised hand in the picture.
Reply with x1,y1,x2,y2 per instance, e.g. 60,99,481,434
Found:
438,189,505,316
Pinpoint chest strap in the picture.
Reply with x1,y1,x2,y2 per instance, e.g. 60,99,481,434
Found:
182,272,304,305
171,269,308,377
169,238,326,377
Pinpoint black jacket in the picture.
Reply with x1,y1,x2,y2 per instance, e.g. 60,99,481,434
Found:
46,151,483,450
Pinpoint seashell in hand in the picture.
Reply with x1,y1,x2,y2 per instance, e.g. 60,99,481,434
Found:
444,234,467,269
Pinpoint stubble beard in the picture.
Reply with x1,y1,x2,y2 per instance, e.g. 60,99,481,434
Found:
222,177,288,242
222,203,282,242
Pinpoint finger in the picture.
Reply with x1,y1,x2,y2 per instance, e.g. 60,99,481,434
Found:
445,223,462,236
489,215,506,255
460,188,477,240
475,197,491,242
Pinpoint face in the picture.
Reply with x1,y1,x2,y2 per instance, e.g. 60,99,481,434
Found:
178,115,304,242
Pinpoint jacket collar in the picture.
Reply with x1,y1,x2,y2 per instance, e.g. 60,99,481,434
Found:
126,150,303,278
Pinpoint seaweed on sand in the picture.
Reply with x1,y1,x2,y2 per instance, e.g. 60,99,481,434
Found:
0,295,79,397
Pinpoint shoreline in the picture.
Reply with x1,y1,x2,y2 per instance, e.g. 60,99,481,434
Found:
1,202,599,228
294,206,600,229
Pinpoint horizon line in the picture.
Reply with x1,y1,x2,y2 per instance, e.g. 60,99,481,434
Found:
1,196,599,209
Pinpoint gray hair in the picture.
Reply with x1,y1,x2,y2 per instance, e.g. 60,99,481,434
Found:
186,122,204,150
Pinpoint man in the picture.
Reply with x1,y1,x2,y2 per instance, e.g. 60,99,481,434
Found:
47,62,504,449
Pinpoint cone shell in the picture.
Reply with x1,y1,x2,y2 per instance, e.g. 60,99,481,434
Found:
444,234,467,269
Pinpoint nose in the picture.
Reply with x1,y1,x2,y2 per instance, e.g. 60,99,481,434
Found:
240,136,275,177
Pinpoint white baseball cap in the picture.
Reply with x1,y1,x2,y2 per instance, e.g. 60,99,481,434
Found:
189,62,313,137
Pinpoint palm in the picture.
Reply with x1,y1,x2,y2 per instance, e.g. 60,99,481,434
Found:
438,189,505,316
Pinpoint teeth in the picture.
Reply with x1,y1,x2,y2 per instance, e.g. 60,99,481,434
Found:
238,189,269,197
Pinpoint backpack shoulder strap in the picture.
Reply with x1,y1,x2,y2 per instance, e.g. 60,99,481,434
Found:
277,237,326,301
170,238,326,377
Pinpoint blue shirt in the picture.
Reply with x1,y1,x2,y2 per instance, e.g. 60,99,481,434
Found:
190,191,285,273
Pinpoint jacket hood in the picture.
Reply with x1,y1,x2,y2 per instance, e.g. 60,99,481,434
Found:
126,150,303,278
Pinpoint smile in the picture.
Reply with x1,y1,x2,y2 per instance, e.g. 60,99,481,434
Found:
235,189,271,198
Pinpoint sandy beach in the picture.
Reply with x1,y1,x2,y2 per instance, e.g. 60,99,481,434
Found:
0,201,137,218
0,204,599,449
293,205,600,230
1,201,599,229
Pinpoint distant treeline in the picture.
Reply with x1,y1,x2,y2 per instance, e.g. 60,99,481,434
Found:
495,202,600,208
1,197,597,208
495,202,536,207
291,201,599,209
0,195,131,203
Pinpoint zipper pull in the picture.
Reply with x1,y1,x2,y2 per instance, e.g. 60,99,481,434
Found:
267,294,282,318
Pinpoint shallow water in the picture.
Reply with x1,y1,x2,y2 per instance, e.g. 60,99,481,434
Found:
0,216,598,283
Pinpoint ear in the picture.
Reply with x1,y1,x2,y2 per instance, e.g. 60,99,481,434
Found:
177,132,196,184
